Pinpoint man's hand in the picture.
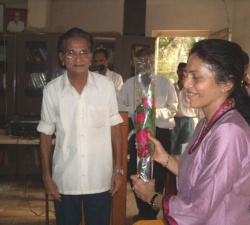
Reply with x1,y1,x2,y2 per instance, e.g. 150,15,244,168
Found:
43,175,61,201
110,172,123,196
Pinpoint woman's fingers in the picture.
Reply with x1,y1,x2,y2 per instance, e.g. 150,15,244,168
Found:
147,133,159,145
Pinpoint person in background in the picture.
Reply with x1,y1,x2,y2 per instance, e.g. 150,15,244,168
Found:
170,62,200,155
118,48,178,221
131,39,250,225
243,51,250,95
7,12,24,32
37,28,124,225
93,48,123,95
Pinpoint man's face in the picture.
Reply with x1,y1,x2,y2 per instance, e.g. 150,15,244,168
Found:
177,67,185,79
93,52,109,73
59,37,92,76
14,13,20,23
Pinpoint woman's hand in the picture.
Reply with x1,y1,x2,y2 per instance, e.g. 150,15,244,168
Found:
148,133,169,167
130,174,155,203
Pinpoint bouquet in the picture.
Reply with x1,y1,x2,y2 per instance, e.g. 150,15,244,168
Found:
134,55,156,182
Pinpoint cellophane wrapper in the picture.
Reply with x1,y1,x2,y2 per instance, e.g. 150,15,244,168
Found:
134,56,156,182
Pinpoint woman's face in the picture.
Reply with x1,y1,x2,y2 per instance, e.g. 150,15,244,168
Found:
184,53,229,118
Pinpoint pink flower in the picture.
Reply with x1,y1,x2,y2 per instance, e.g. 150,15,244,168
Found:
136,129,150,144
137,143,150,157
136,112,146,124
142,97,154,109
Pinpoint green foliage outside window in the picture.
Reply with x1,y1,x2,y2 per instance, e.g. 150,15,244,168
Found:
156,37,205,83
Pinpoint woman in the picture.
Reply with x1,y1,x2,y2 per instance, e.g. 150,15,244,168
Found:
131,39,250,225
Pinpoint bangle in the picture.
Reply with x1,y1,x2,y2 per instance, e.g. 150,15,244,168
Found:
163,154,170,168
149,192,160,210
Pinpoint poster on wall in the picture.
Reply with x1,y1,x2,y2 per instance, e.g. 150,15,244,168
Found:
4,8,27,32
0,4,4,32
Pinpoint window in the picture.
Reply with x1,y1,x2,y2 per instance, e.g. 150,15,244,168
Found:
153,30,209,82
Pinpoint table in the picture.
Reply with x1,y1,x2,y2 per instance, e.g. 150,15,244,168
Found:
0,134,52,225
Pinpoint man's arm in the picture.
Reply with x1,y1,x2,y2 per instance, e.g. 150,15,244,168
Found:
156,80,178,120
110,123,123,196
40,132,61,201
117,79,135,117
40,132,52,177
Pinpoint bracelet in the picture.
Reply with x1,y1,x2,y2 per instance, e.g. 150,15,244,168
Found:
163,154,170,168
149,192,160,210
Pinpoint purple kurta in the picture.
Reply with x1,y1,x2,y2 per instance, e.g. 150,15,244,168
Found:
164,109,250,225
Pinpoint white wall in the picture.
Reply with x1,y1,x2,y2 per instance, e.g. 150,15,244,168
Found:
27,0,51,28
146,0,250,55
51,0,124,34
146,0,234,36
231,0,250,55
26,0,250,55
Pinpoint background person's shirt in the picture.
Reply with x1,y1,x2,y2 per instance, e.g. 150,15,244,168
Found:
105,69,123,96
7,21,24,32
118,74,178,129
173,82,200,118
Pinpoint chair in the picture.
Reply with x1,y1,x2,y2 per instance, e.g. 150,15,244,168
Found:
133,219,167,225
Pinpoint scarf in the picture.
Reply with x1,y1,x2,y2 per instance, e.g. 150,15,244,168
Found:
188,98,235,154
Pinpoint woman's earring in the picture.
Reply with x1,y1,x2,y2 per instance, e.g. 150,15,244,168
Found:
221,89,225,93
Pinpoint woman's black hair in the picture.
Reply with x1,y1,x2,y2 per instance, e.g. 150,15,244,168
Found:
58,27,94,53
189,39,250,125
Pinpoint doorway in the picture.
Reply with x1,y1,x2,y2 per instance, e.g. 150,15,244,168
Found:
152,28,231,82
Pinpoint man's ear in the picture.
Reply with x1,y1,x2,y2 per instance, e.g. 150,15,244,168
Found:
89,53,93,61
59,52,64,66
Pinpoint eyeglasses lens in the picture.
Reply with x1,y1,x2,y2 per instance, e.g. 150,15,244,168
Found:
65,50,89,58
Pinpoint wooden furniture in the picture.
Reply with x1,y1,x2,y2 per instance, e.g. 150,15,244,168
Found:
0,32,155,119
0,135,56,177
15,32,61,118
111,112,128,225
0,33,16,123
91,34,155,82
0,32,155,177
0,136,38,176
133,220,167,225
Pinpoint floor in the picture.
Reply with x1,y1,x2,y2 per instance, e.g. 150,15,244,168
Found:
0,175,163,225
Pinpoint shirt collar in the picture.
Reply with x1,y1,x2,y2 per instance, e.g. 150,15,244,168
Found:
60,70,97,96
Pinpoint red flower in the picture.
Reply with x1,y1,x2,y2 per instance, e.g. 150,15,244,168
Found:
142,97,154,109
137,143,150,157
136,112,146,124
136,128,150,144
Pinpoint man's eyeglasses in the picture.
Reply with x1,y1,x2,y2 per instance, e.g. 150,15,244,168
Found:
64,50,90,59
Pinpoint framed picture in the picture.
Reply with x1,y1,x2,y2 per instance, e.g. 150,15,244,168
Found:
4,8,27,32
0,4,4,32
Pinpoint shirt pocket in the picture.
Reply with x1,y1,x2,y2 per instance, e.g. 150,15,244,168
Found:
87,105,108,127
